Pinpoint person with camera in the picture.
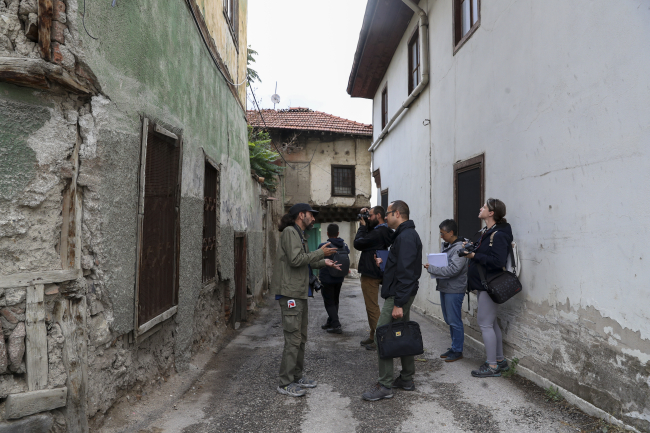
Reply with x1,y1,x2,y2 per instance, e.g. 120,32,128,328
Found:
362,200,422,401
271,203,342,397
318,224,350,334
353,206,394,350
423,219,468,363
462,198,512,378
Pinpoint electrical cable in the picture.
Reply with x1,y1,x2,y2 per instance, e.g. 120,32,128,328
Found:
81,0,98,40
247,79,373,198
247,78,297,168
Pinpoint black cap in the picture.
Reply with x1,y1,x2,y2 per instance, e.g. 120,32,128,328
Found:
289,203,319,216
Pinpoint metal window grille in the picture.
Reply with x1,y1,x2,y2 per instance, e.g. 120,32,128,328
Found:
331,166,355,197
202,162,218,283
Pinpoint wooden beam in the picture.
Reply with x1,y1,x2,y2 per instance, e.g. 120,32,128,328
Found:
137,306,177,336
25,285,48,391
0,269,82,289
38,0,53,61
5,387,67,419
0,57,97,94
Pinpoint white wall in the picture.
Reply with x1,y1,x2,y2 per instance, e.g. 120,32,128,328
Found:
370,0,650,428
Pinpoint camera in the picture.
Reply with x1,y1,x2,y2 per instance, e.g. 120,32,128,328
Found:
458,240,479,257
309,273,323,292
357,210,370,221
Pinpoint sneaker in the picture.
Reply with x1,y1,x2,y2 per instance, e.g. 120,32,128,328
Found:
295,377,317,388
440,348,453,358
362,383,394,401
364,342,377,351
277,383,306,397
471,362,501,378
360,337,374,346
444,351,464,362
327,327,342,334
391,376,415,391
321,323,333,330
497,359,509,372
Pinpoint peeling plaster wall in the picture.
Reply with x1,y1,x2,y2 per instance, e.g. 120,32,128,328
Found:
369,0,650,430
0,0,268,428
282,135,373,207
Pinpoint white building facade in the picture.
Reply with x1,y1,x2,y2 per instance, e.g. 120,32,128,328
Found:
348,0,650,431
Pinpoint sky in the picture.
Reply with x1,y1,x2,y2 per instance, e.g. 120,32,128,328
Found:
246,0,373,125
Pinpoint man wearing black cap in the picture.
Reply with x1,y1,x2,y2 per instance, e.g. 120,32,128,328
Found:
271,203,342,397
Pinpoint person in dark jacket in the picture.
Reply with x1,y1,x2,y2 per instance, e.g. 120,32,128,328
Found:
362,200,422,401
463,198,512,378
353,206,394,350
318,224,350,334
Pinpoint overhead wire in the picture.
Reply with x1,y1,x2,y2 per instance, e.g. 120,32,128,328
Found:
247,79,373,198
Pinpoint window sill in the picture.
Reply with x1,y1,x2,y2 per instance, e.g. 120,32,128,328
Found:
453,22,480,55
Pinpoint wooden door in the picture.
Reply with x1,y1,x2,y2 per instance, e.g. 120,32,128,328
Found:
234,233,247,323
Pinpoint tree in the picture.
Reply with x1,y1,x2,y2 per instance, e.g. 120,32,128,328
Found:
247,46,261,86
248,126,283,191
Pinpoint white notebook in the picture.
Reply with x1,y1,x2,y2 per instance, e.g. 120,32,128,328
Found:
427,253,449,279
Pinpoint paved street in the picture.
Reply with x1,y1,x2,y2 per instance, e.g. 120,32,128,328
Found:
101,279,605,433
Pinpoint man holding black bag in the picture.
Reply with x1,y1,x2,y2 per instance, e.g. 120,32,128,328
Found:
362,200,422,401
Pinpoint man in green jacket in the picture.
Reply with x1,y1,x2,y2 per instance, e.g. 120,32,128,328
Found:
271,203,341,397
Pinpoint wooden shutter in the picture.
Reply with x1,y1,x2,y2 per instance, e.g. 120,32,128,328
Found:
135,119,182,334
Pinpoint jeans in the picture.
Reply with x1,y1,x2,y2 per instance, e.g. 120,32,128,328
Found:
439,292,465,353
321,282,343,328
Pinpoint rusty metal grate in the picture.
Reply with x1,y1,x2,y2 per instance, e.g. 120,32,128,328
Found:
138,126,180,326
202,162,218,283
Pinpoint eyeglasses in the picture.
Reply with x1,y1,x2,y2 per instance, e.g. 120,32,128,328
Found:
386,210,397,216
488,198,498,211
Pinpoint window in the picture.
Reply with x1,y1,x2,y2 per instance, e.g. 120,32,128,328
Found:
381,86,388,129
381,189,389,212
223,0,239,47
454,155,484,239
408,29,420,94
331,165,355,197
202,161,219,283
453,0,480,53
135,119,182,333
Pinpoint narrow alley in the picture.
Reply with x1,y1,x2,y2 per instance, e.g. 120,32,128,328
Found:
99,279,608,433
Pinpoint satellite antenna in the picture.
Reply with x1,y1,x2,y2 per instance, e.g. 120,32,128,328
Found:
271,81,280,109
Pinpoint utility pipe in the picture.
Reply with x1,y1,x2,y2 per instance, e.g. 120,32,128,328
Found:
368,0,429,152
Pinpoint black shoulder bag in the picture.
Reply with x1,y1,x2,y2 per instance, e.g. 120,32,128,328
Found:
476,232,522,304
375,320,424,359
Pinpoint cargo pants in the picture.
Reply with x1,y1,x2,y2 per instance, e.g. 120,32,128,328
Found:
375,296,416,389
278,297,309,387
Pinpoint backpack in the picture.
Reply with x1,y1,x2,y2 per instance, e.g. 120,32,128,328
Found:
489,232,521,277
328,244,350,278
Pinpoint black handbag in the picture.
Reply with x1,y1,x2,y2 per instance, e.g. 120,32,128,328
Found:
375,320,424,359
476,263,522,304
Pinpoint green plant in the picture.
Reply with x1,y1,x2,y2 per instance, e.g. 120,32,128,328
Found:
248,126,283,191
247,46,261,86
545,385,564,402
501,357,519,378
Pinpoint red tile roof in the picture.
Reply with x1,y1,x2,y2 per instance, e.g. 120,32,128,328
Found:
246,108,372,136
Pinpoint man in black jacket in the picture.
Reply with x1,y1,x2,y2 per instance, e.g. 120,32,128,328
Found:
318,224,350,334
353,206,394,350
362,200,422,401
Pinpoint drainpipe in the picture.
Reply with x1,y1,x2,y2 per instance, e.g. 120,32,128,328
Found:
368,0,429,152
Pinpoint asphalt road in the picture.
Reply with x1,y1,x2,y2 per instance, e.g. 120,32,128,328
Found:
105,279,605,433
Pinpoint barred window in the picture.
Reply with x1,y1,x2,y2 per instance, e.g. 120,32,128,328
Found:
331,165,355,197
